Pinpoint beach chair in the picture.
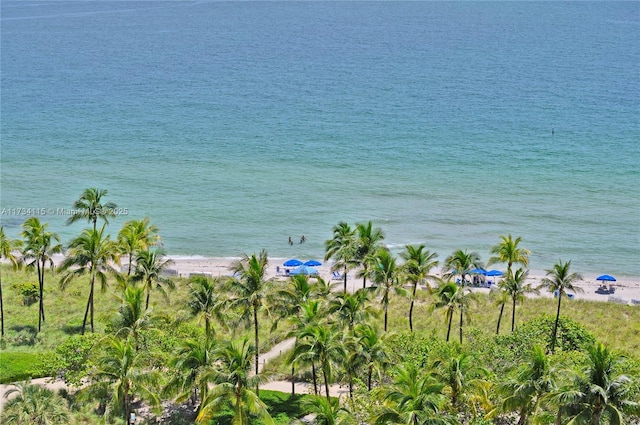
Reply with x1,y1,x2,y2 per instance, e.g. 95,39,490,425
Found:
332,271,342,280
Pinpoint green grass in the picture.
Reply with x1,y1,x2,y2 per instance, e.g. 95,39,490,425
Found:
0,351,49,383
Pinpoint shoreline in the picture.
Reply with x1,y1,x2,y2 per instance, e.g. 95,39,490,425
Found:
162,255,640,305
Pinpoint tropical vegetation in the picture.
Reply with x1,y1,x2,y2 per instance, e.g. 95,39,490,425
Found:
0,192,638,425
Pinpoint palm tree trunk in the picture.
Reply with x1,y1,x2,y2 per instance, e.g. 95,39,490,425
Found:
127,252,133,276
291,363,295,396
37,259,43,331
90,276,95,333
0,270,4,337
362,265,367,289
145,288,150,311
551,294,562,353
446,310,453,342
459,305,464,344
511,296,517,332
322,360,330,401
384,305,388,332
368,364,373,391
81,282,94,335
253,306,259,395
409,282,417,332
496,302,505,335
312,362,318,395
343,267,348,293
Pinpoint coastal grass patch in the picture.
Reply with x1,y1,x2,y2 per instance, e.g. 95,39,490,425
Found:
0,351,51,383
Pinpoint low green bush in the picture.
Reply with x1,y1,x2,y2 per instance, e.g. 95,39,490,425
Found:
0,351,51,383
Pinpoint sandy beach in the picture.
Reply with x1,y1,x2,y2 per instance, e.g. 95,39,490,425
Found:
162,256,640,305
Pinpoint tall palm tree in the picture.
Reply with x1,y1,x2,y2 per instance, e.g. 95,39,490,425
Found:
443,249,482,285
356,322,391,391
67,187,117,231
21,217,62,331
492,286,510,335
538,260,583,353
59,225,120,334
367,248,406,332
1,381,70,425
560,343,638,425
433,281,458,343
293,324,346,401
400,244,438,332
225,250,272,382
197,338,274,425
269,273,330,330
325,221,357,293
494,345,555,425
188,275,222,344
0,226,22,337
487,234,530,277
165,337,218,407
82,335,161,424
287,299,327,396
131,248,174,310
502,268,538,332
354,221,385,289
117,218,160,275
372,362,448,425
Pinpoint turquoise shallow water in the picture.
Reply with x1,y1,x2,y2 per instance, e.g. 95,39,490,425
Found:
1,1,639,276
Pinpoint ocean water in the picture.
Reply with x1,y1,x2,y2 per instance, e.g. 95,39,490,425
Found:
1,1,639,277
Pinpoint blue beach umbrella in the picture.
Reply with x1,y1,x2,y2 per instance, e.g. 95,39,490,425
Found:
304,260,322,267
596,274,616,282
290,265,319,276
284,258,303,267
486,270,504,277
469,268,487,275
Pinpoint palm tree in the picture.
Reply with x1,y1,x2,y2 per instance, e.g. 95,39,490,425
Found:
165,337,218,407
400,244,438,332
188,275,222,344
325,221,357,293
82,335,161,424
502,268,538,332
356,322,390,391
492,287,510,335
67,187,117,231
538,260,583,353
118,218,160,275
196,338,274,425
560,343,638,425
495,345,555,425
328,289,377,332
487,234,530,276
367,248,406,332
433,281,458,343
299,396,355,425
432,352,486,412
287,299,327,396
112,285,154,349
354,221,385,289
59,225,120,334
1,381,70,425
225,250,272,381
269,273,330,329
0,226,22,337
21,217,62,332
131,248,174,310
293,324,346,401
443,249,482,285
372,362,449,425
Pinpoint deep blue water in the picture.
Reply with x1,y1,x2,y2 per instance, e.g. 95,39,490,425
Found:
1,1,639,276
